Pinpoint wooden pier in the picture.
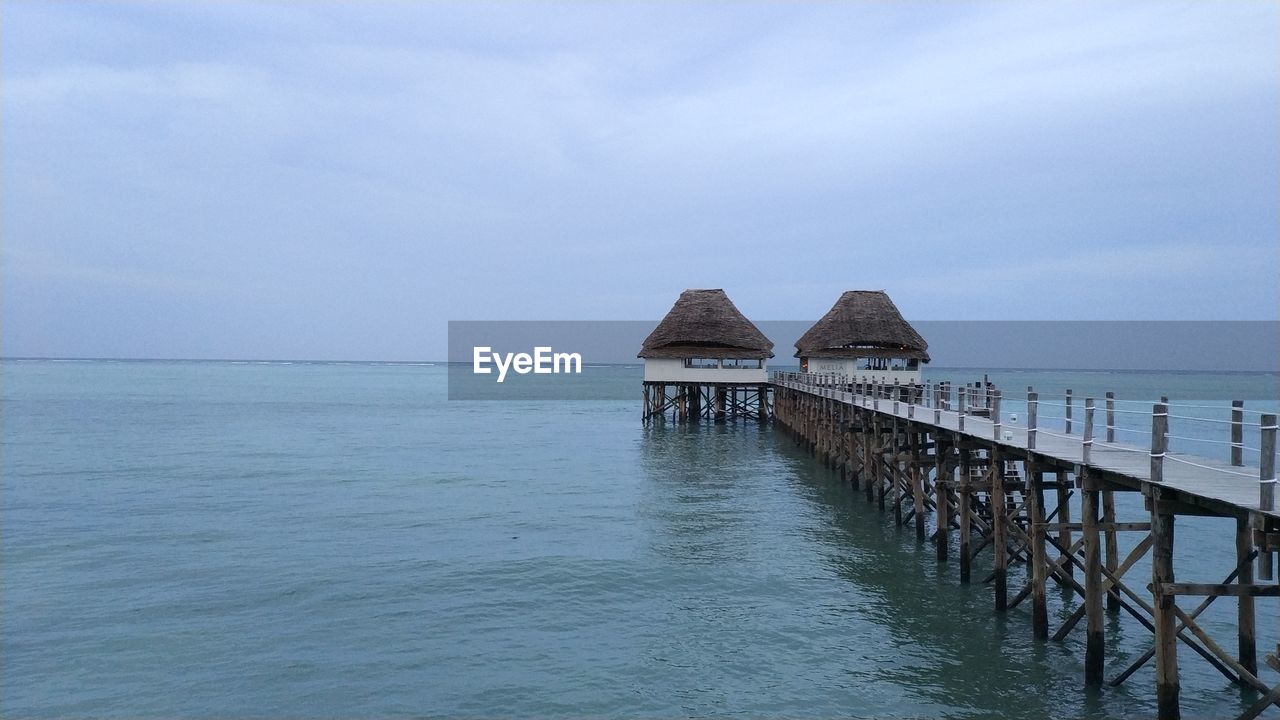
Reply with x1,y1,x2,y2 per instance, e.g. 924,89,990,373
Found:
770,372,1279,720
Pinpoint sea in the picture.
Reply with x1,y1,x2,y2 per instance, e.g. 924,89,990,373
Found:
2,359,1278,719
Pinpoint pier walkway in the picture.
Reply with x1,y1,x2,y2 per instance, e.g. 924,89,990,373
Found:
769,372,1279,720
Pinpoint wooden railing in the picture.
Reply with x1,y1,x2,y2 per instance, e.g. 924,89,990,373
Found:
771,371,1279,511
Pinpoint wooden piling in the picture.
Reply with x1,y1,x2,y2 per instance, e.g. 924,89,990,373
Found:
1103,490,1120,612
892,418,903,525
868,416,878,503
1082,472,1104,684
1237,515,1257,677
936,435,949,562
1149,402,1178,720
1151,486,1180,720
1029,462,1049,639
1057,470,1073,581
959,448,972,584
993,449,1008,611
911,428,926,541
864,417,875,498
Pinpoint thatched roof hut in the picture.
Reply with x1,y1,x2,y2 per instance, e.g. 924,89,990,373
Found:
795,290,929,361
639,289,774,359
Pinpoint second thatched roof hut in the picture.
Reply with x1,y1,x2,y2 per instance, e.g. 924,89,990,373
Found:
795,290,928,382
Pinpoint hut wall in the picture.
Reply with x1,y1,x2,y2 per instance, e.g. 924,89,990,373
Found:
806,358,859,376
643,358,767,383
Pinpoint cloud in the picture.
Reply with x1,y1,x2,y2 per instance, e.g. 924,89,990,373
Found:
2,0,1277,358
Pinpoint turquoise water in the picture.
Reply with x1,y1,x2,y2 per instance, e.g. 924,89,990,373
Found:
2,360,1277,718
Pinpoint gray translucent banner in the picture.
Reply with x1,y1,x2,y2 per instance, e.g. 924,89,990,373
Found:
447,320,1278,401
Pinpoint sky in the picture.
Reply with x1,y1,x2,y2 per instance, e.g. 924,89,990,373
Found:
3,1,1278,361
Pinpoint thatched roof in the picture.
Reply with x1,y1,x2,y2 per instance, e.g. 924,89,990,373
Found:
639,289,775,359
795,290,929,361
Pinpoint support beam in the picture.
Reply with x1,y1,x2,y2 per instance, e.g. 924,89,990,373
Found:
1110,549,1255,687
1153,583,1278,598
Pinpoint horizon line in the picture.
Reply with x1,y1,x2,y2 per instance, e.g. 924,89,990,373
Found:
2,356,1276,374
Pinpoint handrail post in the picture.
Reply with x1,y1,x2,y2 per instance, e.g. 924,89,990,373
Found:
1150,403,1168,483
992,390,1002,440
1260,414,1276,583
958,386,967,432
1260,413,1276,511
1028,392,1039,450
1083,398,1095,464
1105,392,1115,443
1231,401,1244,467
1066,389,1074,434
893,379,901,414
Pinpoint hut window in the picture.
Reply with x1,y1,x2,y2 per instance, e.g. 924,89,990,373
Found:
856,357,914,371
684,358,720,368
722,358,762,369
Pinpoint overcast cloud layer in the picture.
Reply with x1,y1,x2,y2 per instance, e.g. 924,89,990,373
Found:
3,1,1277,360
